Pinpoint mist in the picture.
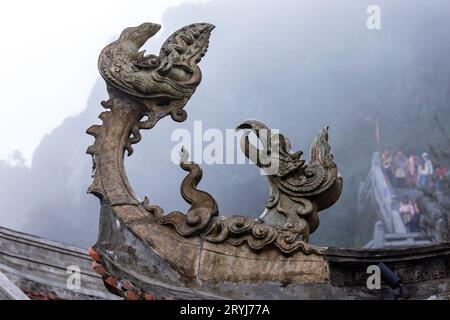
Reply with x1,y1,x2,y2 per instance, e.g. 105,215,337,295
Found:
1,0,449,248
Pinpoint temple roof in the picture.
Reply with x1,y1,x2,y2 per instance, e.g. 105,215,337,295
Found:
0,226,117,300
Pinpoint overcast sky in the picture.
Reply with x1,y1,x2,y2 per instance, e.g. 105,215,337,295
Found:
0,0,205,165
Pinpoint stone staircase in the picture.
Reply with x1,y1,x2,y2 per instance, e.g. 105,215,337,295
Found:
359,152,443,248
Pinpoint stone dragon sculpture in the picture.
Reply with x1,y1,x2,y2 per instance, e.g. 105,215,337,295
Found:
87,22,214,204
86,21,342,299
236,120,342,243
151,121,342,254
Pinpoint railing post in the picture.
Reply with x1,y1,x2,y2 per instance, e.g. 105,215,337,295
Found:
436,219,445,242
373,220,385,248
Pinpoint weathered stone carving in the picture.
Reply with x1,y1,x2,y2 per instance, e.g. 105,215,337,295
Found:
88,21,342,257
149,121,342,255
86,22,450,301
87,22,214,205
144,147,219,237
237,120,341,242
98,22,214,123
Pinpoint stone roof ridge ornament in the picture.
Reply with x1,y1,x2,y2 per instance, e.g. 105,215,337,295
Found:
86,22,343,299
87,22,215,204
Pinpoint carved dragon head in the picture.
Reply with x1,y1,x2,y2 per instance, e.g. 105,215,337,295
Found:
236,120,343,238
98,22,215,121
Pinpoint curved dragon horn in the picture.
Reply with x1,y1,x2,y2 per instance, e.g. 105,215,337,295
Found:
236,120,272,150
236,120,273,168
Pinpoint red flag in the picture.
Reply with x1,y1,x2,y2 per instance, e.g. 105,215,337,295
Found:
375,118,380,145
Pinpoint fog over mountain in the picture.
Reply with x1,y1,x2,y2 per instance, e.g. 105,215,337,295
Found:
1,0,449,248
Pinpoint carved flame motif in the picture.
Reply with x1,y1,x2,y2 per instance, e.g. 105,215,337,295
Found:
155,148,219,236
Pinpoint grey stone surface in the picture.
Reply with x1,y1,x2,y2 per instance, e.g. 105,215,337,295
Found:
0,226,118,300
96,203,450,299
0,270,29,300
